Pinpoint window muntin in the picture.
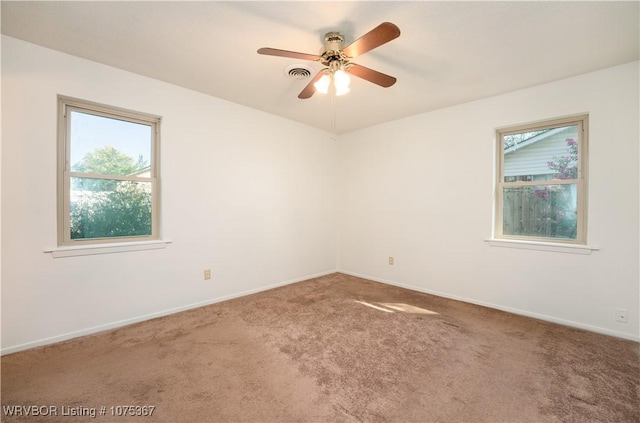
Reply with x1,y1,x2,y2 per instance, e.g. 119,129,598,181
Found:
495,115,587,244
58,97,160,246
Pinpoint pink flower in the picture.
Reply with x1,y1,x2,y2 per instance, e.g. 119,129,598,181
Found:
535,188,550,199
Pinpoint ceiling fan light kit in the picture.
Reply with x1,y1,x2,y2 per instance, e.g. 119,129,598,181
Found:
333,69,351,95
314,73,331,94
258,22,400,99
314,61,351,96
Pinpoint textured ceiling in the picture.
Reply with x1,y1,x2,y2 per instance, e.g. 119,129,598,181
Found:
2,1,638,134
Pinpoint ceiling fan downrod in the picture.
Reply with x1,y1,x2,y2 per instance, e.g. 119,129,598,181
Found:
320,32,348,66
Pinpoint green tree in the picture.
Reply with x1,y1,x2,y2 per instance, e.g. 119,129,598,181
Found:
70,146,151,240
72,145,146,175
72,146,147,191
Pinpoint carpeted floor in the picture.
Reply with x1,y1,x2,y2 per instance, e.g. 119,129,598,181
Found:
2,273,639,422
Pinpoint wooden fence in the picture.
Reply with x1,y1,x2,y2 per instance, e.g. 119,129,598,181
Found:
502,186,576,239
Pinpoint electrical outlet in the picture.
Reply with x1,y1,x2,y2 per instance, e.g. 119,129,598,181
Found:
615,308,628,323
204,269,211,280
389,257,394,265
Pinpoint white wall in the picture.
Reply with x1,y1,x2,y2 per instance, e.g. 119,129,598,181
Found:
338,61,639,340
1,36,338,353
2,35,638,353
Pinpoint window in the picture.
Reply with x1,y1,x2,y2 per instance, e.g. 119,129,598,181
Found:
57,96,160,246
495,115,588,244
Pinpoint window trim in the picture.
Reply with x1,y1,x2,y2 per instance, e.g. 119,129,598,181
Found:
57,96,161,246
494,114,589,245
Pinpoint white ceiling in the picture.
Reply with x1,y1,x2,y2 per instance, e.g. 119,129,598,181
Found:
2,1,638,134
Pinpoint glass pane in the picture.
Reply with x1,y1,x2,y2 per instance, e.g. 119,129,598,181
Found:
503,125,578,182
70,177,152,240
69,111,151,176
503,184,577,240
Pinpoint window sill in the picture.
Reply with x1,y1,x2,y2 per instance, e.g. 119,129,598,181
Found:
485,238,598,255
45,240,171,258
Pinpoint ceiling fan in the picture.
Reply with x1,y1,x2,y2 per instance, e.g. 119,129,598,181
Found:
258,22,401,99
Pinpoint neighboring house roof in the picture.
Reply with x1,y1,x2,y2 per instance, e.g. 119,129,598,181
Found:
504,127,566,154
129,166,151,178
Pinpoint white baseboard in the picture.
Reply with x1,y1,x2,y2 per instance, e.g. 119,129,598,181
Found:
1,269,339,355
338,269,640,343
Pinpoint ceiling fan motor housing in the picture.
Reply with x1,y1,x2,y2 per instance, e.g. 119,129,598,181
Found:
321,32,346,64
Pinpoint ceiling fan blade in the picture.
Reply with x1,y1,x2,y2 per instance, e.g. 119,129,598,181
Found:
342,22,400,58
298,70,325,99
257,47,322,62
346,64,397,88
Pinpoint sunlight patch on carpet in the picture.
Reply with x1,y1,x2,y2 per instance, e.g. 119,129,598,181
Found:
354,300,439,315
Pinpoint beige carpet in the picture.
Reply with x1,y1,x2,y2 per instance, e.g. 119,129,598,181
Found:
2,273,639,422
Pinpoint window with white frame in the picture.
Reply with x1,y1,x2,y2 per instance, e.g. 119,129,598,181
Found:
495,115,588,244
57,96,160,246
